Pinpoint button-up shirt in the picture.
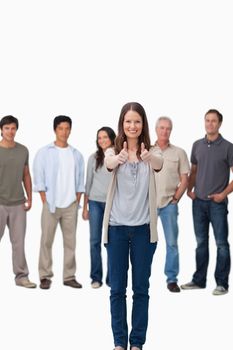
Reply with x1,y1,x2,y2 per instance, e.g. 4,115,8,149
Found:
154,143,190,208
33,143,85,213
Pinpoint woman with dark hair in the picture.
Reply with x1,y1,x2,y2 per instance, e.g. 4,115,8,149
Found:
82,126,116,288
103,102,163,350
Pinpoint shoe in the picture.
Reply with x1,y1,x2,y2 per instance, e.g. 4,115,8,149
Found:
40,278,52,289
16,278,37,288
167,282,180,293
63,279,82,288
212,286,228,296
180,281,203,290
91,281,102,289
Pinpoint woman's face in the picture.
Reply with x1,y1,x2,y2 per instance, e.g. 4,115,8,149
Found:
97,130,112,151
123,110,143,140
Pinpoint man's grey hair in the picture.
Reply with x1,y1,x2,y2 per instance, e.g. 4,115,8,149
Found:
155,116,173,130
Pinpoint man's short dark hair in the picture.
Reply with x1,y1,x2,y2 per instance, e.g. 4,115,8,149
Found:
53,115,72,130
205,109,223,123
0,115,19,129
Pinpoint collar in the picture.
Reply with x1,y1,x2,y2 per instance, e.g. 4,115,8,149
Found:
155,141,171,150
47,142,74,151
203,134,223,145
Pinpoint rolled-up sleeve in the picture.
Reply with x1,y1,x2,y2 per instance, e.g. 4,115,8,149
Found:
74,150,85,193
33,149,46,192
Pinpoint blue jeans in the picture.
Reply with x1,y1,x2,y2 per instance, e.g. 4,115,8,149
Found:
105,224,157,350
192,198,230,289
157,203,179,283
89,200,108,284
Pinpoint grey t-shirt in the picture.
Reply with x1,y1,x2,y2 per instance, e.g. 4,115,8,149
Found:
191,135,233,200
0,142,29,205
110,161,150,226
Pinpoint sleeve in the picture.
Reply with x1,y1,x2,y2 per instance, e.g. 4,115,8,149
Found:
227,142,233,168
85,154,95,196
75,151,85,193
25,147,29,166
190,142,197,165
33,149,46,192
178,148,191,174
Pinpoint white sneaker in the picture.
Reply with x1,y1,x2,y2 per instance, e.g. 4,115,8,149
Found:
16,278,37,288
212,285,228,296
91,281,102,289
180,281,203,290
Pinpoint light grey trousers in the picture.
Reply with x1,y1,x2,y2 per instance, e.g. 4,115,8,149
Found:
39,202,78,281
0,204,29,281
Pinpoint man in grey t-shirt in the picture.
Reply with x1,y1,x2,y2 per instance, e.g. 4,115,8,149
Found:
181,109,233,295
0,115,36,288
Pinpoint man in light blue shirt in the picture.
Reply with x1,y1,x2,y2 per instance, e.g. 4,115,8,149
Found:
33,115,85,289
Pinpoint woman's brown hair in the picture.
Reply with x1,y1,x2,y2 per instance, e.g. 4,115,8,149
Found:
95,126,116,170
115,102,151,157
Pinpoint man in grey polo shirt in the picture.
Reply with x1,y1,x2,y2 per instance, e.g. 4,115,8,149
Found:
0,115,36,288
154,117,190,293
181,109,233,295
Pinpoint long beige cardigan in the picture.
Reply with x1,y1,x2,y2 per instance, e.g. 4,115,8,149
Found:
103,147,163,244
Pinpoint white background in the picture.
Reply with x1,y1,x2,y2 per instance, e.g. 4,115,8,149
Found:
0,1,232,349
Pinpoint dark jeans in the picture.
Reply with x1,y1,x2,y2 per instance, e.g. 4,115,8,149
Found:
89,200,109,284
105,224,157,349
192,198,230,289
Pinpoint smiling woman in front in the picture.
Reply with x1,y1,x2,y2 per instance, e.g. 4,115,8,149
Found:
103,102,163,350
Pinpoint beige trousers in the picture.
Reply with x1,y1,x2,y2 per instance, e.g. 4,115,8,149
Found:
0,204,29,281
39,201,78,281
